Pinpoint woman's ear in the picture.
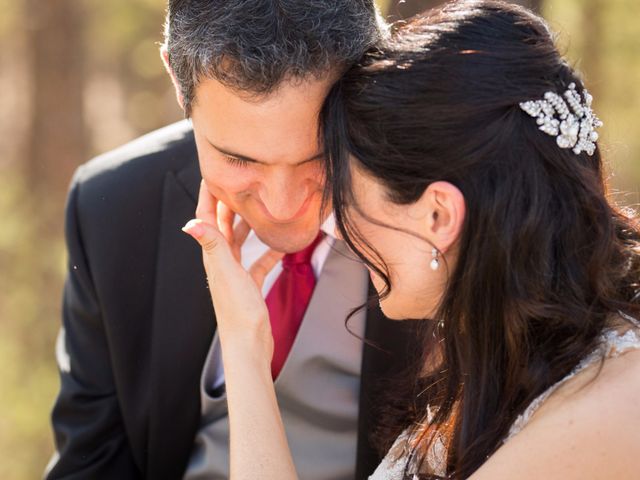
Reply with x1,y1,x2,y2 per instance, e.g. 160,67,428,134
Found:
420,181,466,253
160,44,185,111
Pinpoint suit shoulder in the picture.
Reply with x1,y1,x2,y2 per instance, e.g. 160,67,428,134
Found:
76,120,195,188
70,120,198,215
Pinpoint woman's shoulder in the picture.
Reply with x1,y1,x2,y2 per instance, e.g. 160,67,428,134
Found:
541,325,640,413
535,325,640,409
470,327,640,479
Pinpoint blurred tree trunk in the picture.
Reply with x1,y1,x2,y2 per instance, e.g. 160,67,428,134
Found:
381,0,544,20
580,0,604,100
25,0,86,205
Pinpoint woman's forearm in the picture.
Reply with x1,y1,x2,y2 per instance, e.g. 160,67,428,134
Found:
182,208,296,479
219,332,298,480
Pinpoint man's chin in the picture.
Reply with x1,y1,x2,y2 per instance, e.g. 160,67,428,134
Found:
253,224,322,253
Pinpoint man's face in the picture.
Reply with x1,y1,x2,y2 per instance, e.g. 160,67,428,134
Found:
190,77,332,253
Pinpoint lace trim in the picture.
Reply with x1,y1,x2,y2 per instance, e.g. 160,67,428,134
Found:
369,407,447,479
506,322,640,440
368,431,413,480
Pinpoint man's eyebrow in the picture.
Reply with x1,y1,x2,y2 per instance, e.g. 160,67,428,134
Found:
208,140,323,166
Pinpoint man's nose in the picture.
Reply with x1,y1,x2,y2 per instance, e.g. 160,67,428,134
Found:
259,169,309,222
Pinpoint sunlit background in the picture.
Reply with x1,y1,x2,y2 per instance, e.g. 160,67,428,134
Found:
0,0,638,478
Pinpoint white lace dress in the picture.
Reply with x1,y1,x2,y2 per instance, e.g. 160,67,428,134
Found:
369,317,640,480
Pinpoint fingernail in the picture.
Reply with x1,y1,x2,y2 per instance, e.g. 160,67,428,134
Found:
182,219,205,239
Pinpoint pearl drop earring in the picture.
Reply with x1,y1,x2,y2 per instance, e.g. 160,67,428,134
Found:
430,248,440,271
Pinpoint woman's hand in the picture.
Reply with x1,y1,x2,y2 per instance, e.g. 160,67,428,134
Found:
182,180,284,361
182,181,298,480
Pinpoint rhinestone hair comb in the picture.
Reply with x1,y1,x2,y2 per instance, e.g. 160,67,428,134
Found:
519,82,603,156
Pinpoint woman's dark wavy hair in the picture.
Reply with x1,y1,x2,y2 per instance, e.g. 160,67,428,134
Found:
321,0,640,478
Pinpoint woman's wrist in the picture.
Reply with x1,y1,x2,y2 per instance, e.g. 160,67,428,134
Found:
217,321,274,373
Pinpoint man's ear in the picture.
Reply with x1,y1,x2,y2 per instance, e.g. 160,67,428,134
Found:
420,181,466,254
160,44,185,111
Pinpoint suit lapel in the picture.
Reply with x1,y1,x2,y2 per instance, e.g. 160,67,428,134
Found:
147,163,216,479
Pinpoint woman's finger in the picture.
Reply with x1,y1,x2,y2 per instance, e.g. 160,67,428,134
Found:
234,219,252,246
182,219,235,277
217,200,236,244
249,249,285,289
196,180,218,226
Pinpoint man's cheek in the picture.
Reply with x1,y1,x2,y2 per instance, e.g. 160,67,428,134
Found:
204,176,255,210
202,166,247,194
303,163,325,187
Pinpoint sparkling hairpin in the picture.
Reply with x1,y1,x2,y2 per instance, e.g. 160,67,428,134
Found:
519,82,603,156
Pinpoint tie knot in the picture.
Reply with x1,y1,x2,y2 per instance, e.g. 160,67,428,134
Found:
282,233,324,268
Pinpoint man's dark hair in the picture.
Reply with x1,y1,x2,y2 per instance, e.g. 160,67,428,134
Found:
164,0,383,115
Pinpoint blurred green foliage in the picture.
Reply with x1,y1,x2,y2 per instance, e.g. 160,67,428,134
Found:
0,1,637,478
0,174,65,479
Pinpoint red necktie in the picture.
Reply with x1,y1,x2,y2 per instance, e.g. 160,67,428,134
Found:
266,233,324,379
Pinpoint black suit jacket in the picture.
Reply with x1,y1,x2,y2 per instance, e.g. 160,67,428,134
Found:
47,120,415,480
